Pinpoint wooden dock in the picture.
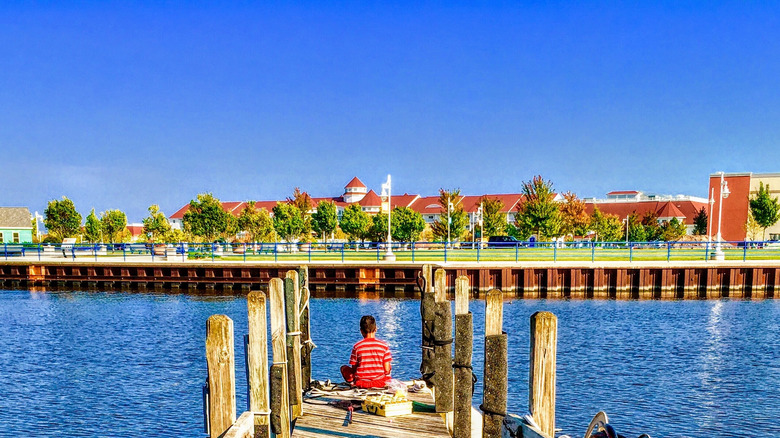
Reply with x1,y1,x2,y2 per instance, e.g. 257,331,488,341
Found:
293,389,450,438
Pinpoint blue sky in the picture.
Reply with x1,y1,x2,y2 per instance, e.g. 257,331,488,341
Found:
2,1,779,221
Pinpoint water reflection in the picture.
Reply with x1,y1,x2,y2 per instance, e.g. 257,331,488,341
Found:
1,291,779,438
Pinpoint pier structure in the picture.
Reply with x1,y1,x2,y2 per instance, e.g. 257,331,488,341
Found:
204,265,560,438
2,260,779,299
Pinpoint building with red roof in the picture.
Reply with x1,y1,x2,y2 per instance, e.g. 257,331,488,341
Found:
583,191,708,235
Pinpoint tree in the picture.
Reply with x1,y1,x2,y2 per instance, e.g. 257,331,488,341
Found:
641,211,663,241
480,197,507,238
749,182,780,240
142,205,171,243
311,201,338,241
589,206,623,242
237,201,274,242
288,187,313,240
100,209,127,244
272,202,305,243
183,193,231,241
391,206,426,242
431,189,468,242
626,212,646,242
339,204,371,242
368,212,388,243
84,209,102,243
744,210,763,241
44,196,82,241
514,176,562,240
692,207,708,236
559,192,590,238
660,218,687,241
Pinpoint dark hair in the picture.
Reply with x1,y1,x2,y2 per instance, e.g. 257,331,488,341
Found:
360,315,376,334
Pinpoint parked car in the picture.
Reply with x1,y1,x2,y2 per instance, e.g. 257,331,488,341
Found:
487,235,520,248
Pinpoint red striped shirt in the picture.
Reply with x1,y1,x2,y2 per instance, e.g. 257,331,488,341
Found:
349,338,392,382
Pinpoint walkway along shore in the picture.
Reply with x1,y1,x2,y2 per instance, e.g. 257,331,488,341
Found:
1,259,779,299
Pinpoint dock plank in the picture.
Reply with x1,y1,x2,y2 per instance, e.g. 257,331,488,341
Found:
293,388,450,438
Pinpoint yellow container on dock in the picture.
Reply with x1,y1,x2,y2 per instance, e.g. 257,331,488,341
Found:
361,393,413,417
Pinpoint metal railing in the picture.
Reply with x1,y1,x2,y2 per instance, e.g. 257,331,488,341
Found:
2,240,780,263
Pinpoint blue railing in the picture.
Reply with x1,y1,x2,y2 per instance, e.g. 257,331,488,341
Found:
2,240,780,263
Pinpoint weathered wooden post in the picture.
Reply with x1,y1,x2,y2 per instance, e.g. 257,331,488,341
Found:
269,278,291,438
529,311,557,438
433,268,453,413
298,266,313,392
206,315,236,438
453,275,473,438
284,270,303,420
247,292,270,437
420,264,436,382
482,289,507,438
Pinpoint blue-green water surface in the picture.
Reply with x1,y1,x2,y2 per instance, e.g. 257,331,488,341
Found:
1,290,777,437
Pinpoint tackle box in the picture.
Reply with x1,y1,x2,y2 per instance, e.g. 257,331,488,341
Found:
361,394,413,417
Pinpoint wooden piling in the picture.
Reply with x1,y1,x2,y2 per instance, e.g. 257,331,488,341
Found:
453,276,472,438
206,314,236,438
247,292,270,437
420,264,436,382
482,289,506,438
284,271,303,420
298,266,313,392
433,268,454,413
529,311,557,438
269,278,290,438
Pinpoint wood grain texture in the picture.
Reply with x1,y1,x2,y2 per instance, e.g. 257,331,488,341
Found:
223,411,255,438
455,275,469,315
529,311,557,438
269,278,291,438
292,388,450,438
247,291,270,437
206,314,236,438
285,271,303,419
434,268,447,302
485,289,503,336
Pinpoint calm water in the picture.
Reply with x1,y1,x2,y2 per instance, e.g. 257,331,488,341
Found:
1,290,778,438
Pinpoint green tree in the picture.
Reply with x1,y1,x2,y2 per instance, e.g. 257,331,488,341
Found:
142,205,171,243
44,196,82,241
237,201,274,242
100,210,128,244
480,197,507,238
626,212,646,242
183,193,231,241
339,204,371,242
692,207,708,236
589,206,623,242
312,201,338,241
272,202,305,243
391,206,426,242
31,217,39,244
84,209,102,243
514,176,562,240
559,192,590,238
368,212,388,242
641,211,663,241
749,182,780,240
431,189,468,242
660,217,687,241
288,187,313,241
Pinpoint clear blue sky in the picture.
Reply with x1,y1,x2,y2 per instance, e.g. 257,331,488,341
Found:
2,1,779,221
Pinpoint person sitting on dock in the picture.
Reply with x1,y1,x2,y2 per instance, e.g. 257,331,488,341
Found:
340,315,392,389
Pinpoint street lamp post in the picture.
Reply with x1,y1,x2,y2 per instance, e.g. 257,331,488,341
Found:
381,175,395,261
447,200,453,248
708,188,715,244
712,172,730,261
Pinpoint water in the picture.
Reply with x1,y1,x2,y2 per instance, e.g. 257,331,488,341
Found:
1,290,778,438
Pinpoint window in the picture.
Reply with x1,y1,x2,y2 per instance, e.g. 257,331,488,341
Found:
770,234,780,241
13,233,19,243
